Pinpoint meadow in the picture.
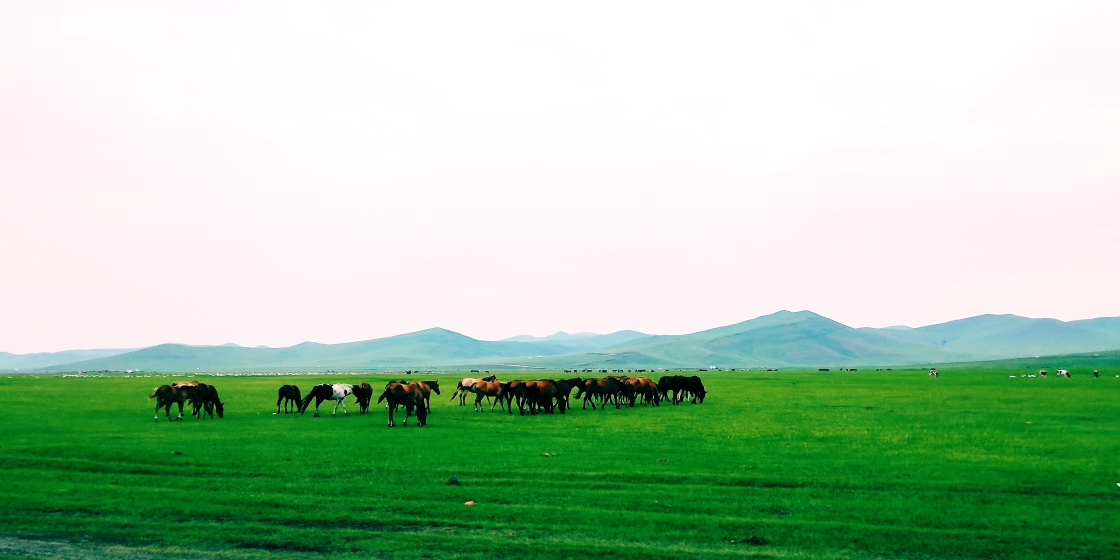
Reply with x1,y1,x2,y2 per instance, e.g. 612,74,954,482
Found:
0,368,1117,559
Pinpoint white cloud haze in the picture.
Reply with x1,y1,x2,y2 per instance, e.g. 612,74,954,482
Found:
1,1,1118,352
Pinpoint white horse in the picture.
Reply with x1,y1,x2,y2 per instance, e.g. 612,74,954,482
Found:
301,383,355,417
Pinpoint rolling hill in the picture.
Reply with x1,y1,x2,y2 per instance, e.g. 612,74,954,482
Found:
0,348,135,370
529,311,1120,369
14,311,1120,372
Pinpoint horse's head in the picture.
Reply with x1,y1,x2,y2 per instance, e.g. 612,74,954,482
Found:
215,401,225,418
482,375,497,382
425,380,440,395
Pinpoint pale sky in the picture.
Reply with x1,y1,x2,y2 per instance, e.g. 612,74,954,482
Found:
2,1,1118,353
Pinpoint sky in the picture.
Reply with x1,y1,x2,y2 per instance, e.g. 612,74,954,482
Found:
1,1,1119,353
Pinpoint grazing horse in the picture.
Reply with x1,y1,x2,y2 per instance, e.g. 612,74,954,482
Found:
353,383,374,414
276,384,302,413
470,379,505,412
300,384,355,417
450,375,496,405
378,382,428,427
657,375,686,404
627,377,659,406
554,378,583,410
192,383,225,418
149,385,195,421
417,380,440,413
681,376,706,404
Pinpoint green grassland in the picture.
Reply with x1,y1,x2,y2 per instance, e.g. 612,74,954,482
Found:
0,368,1118,559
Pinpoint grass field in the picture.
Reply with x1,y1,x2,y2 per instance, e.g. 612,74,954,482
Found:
0,369,1118,559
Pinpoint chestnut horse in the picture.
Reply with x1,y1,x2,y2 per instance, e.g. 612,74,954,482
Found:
276,384,302,413
470,379,505,412
378,382,428,427
417,380,440,413
450,375,496,405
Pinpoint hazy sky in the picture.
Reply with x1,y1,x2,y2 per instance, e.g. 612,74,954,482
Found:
2,1,1118,353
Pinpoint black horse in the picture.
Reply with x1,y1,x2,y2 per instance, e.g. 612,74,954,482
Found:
276,384,302,413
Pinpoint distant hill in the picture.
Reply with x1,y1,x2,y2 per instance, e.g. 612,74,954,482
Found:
17,311,1120,372
528,311,1120,369
500,330,648,351
34,328,578,372
0,348,135,371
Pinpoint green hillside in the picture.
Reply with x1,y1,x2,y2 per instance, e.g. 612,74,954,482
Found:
24,311,1120,372
37,328,574,372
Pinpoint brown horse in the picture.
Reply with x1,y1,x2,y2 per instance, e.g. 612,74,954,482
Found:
378,382,428,427
470,379,505,412
353,383,374,414
417,380,440,413
523,380,566,414
450,375,496,405
626,377,658,407
192,383,225,418
576,377,623,410
276,384,302,413
149,385,195,421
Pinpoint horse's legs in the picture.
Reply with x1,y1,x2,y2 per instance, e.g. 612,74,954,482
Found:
313,396,324,417
175,401,184,421
154,401,161,421
474,393,484,412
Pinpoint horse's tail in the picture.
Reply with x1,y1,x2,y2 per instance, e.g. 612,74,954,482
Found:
299,391,315,413
148,387,159,400
377,389,389,404
449,388,460,402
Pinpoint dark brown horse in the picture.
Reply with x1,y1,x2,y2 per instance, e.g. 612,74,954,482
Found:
378,382,428,427
192,383,225,418
576,377,623,409
149,385,195,421
353,383,374,414
276,384,302,413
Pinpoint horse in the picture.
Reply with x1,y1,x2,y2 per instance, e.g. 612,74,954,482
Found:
577,377,623,410
681,376,706,404
657,375,685,404
554,377,584,410
524,380,566,415
276,384,302,413
192,383,225,418
470,379,505,412
149,385,195,421
626,377,659,406
450,375,496,405
378,382,428,427
417,380,440,413
353,383,374,414
300,384,355,417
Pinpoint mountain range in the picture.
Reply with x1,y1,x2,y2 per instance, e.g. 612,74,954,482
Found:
7,311,1120,372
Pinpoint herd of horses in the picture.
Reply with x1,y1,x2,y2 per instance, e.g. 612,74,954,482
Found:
148,381,224,421
149,373,706,427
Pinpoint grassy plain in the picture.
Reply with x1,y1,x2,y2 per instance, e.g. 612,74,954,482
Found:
0,369,1117,559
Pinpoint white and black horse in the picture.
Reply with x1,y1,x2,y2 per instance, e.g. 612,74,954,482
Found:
300,383,355,417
